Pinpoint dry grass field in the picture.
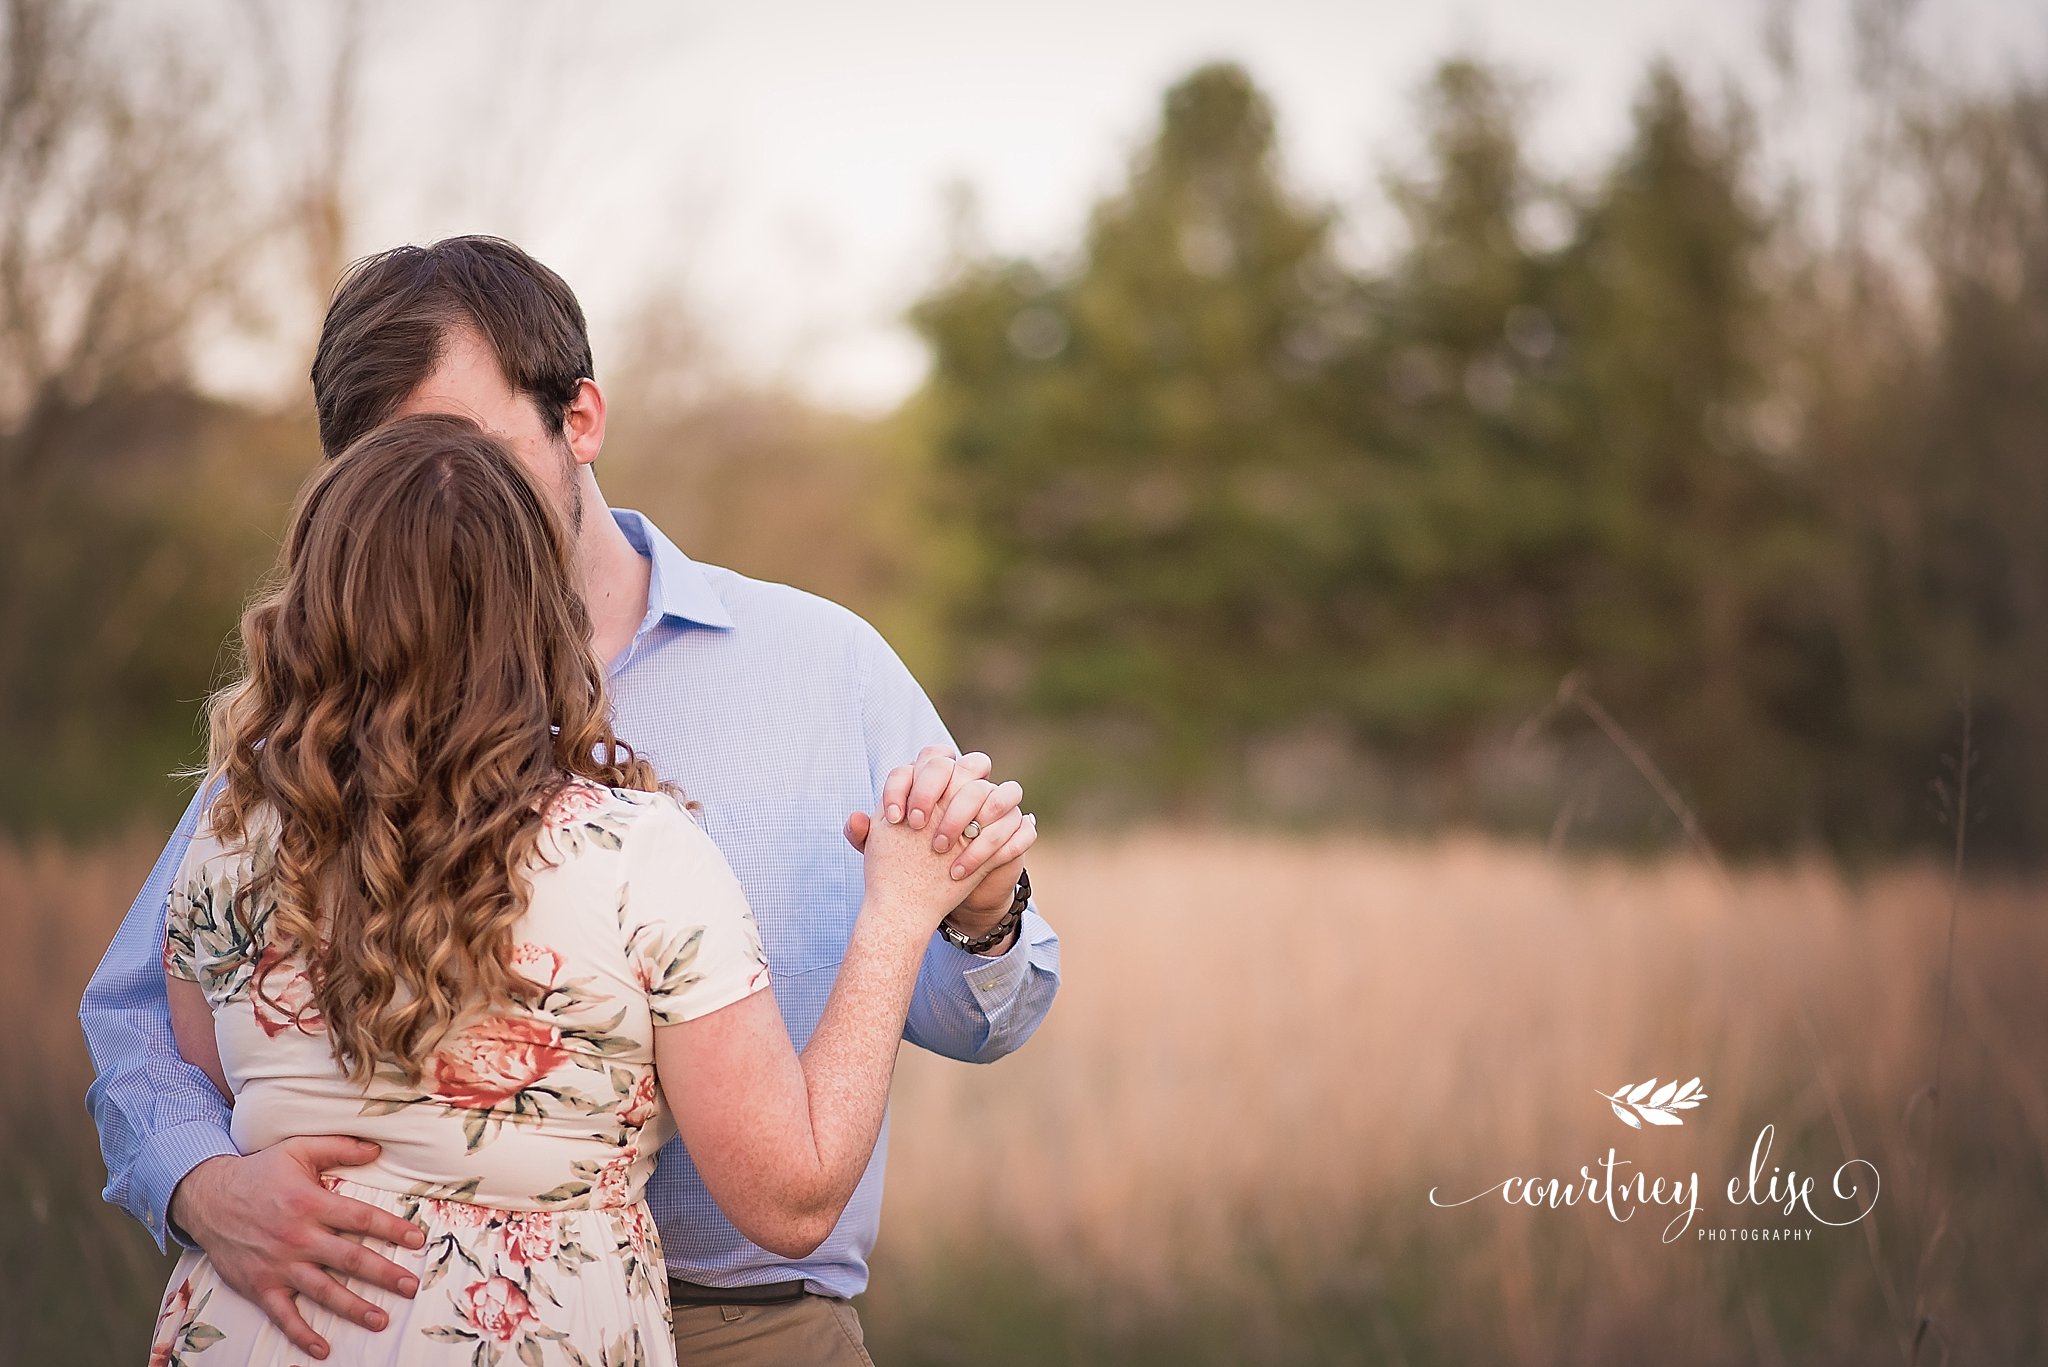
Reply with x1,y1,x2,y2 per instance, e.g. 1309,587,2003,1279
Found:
5,829,2043,1364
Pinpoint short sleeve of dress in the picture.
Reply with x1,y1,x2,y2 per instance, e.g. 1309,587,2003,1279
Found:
161,819,223,984
162,879,200,981
620,794,771,1026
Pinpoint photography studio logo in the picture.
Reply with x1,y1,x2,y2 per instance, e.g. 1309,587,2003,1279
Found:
1427,1073,1879,1244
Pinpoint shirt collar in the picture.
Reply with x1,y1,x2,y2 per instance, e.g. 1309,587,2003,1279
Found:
610,508,735,631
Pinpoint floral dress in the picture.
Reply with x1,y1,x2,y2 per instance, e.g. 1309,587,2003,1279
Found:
151,780,771,1367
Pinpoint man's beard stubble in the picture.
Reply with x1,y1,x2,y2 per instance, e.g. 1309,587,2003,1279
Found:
558,436,585,535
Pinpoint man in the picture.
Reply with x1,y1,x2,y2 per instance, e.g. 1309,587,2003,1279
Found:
80,235,1061,1365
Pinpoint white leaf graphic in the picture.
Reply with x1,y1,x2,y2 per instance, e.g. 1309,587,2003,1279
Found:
1600,1076,1708,1128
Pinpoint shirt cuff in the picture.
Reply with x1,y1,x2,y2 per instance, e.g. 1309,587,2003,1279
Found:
133,1120,241,1253
929,902,1041,1013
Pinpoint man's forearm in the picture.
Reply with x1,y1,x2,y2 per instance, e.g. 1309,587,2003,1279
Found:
79,785,240,1249
82,983,241,1248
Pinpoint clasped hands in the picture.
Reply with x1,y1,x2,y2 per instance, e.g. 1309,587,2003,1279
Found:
843,744,1037,949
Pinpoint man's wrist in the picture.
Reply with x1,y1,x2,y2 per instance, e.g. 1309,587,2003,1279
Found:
975,924,1021,958
166,1152,235,1250
133,1121,240,1252
940,869,1029,955
951,918,1020,958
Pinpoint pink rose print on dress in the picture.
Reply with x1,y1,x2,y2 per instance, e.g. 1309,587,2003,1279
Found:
594,1151,634,1208
427,1015,569,1110
621,1202,659,1257
426,1197,495,1230
249,943,324,1038
618,1072,659,1130
461,1276,539,1342
500,1212,559,1267
543,782,608,827
511,941,564,990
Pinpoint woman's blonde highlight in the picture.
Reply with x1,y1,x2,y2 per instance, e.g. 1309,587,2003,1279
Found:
190,414,667,1087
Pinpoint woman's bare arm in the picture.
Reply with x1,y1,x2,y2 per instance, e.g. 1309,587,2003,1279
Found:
653,768,1036,1257
652,908,930,1256
167,973,233,1103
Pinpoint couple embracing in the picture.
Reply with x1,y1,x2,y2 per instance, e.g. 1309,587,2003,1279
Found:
78,237,1061,1366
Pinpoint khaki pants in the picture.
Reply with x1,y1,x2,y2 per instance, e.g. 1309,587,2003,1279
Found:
670,1294,876,1366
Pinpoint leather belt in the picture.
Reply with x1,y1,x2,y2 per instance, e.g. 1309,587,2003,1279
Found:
668,1275,810,1308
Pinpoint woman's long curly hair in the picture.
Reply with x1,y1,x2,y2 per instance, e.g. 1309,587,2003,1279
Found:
197,413,662,1086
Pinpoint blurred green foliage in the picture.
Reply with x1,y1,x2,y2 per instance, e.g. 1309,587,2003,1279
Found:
0,396,311,834
3,3,2042,862
911,60,2048,860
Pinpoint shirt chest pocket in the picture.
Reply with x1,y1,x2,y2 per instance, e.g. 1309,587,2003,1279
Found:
689,794,859,978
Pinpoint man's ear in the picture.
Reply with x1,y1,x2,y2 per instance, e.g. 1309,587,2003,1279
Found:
563,377,606,467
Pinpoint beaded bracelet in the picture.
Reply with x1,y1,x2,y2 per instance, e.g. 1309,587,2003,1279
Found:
939,868,1031,954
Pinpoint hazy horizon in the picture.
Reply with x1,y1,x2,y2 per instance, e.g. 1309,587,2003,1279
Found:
185,0,2046,415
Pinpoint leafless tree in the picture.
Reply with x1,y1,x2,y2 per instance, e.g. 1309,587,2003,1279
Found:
0,0,255,686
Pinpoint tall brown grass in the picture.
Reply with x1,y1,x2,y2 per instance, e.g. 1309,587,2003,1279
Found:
866,833,2048,1365
7,831,2044,1364
2,832,182,1363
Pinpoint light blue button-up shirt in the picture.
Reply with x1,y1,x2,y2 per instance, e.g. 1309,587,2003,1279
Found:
79,508,1061,1297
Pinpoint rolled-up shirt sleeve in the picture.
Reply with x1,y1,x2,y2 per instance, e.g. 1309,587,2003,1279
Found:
79,783,238,1251
854,618,1062,1063
906,901,1061,1062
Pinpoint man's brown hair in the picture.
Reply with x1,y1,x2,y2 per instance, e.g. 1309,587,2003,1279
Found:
309,235,593,458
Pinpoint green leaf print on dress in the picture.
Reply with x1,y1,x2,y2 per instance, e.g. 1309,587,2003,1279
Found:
149,1279,226,1367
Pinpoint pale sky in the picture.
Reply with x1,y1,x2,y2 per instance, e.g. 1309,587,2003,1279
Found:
204,0,2047,414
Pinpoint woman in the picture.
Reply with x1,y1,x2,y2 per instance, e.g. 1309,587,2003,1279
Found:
149,414,1029,1365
